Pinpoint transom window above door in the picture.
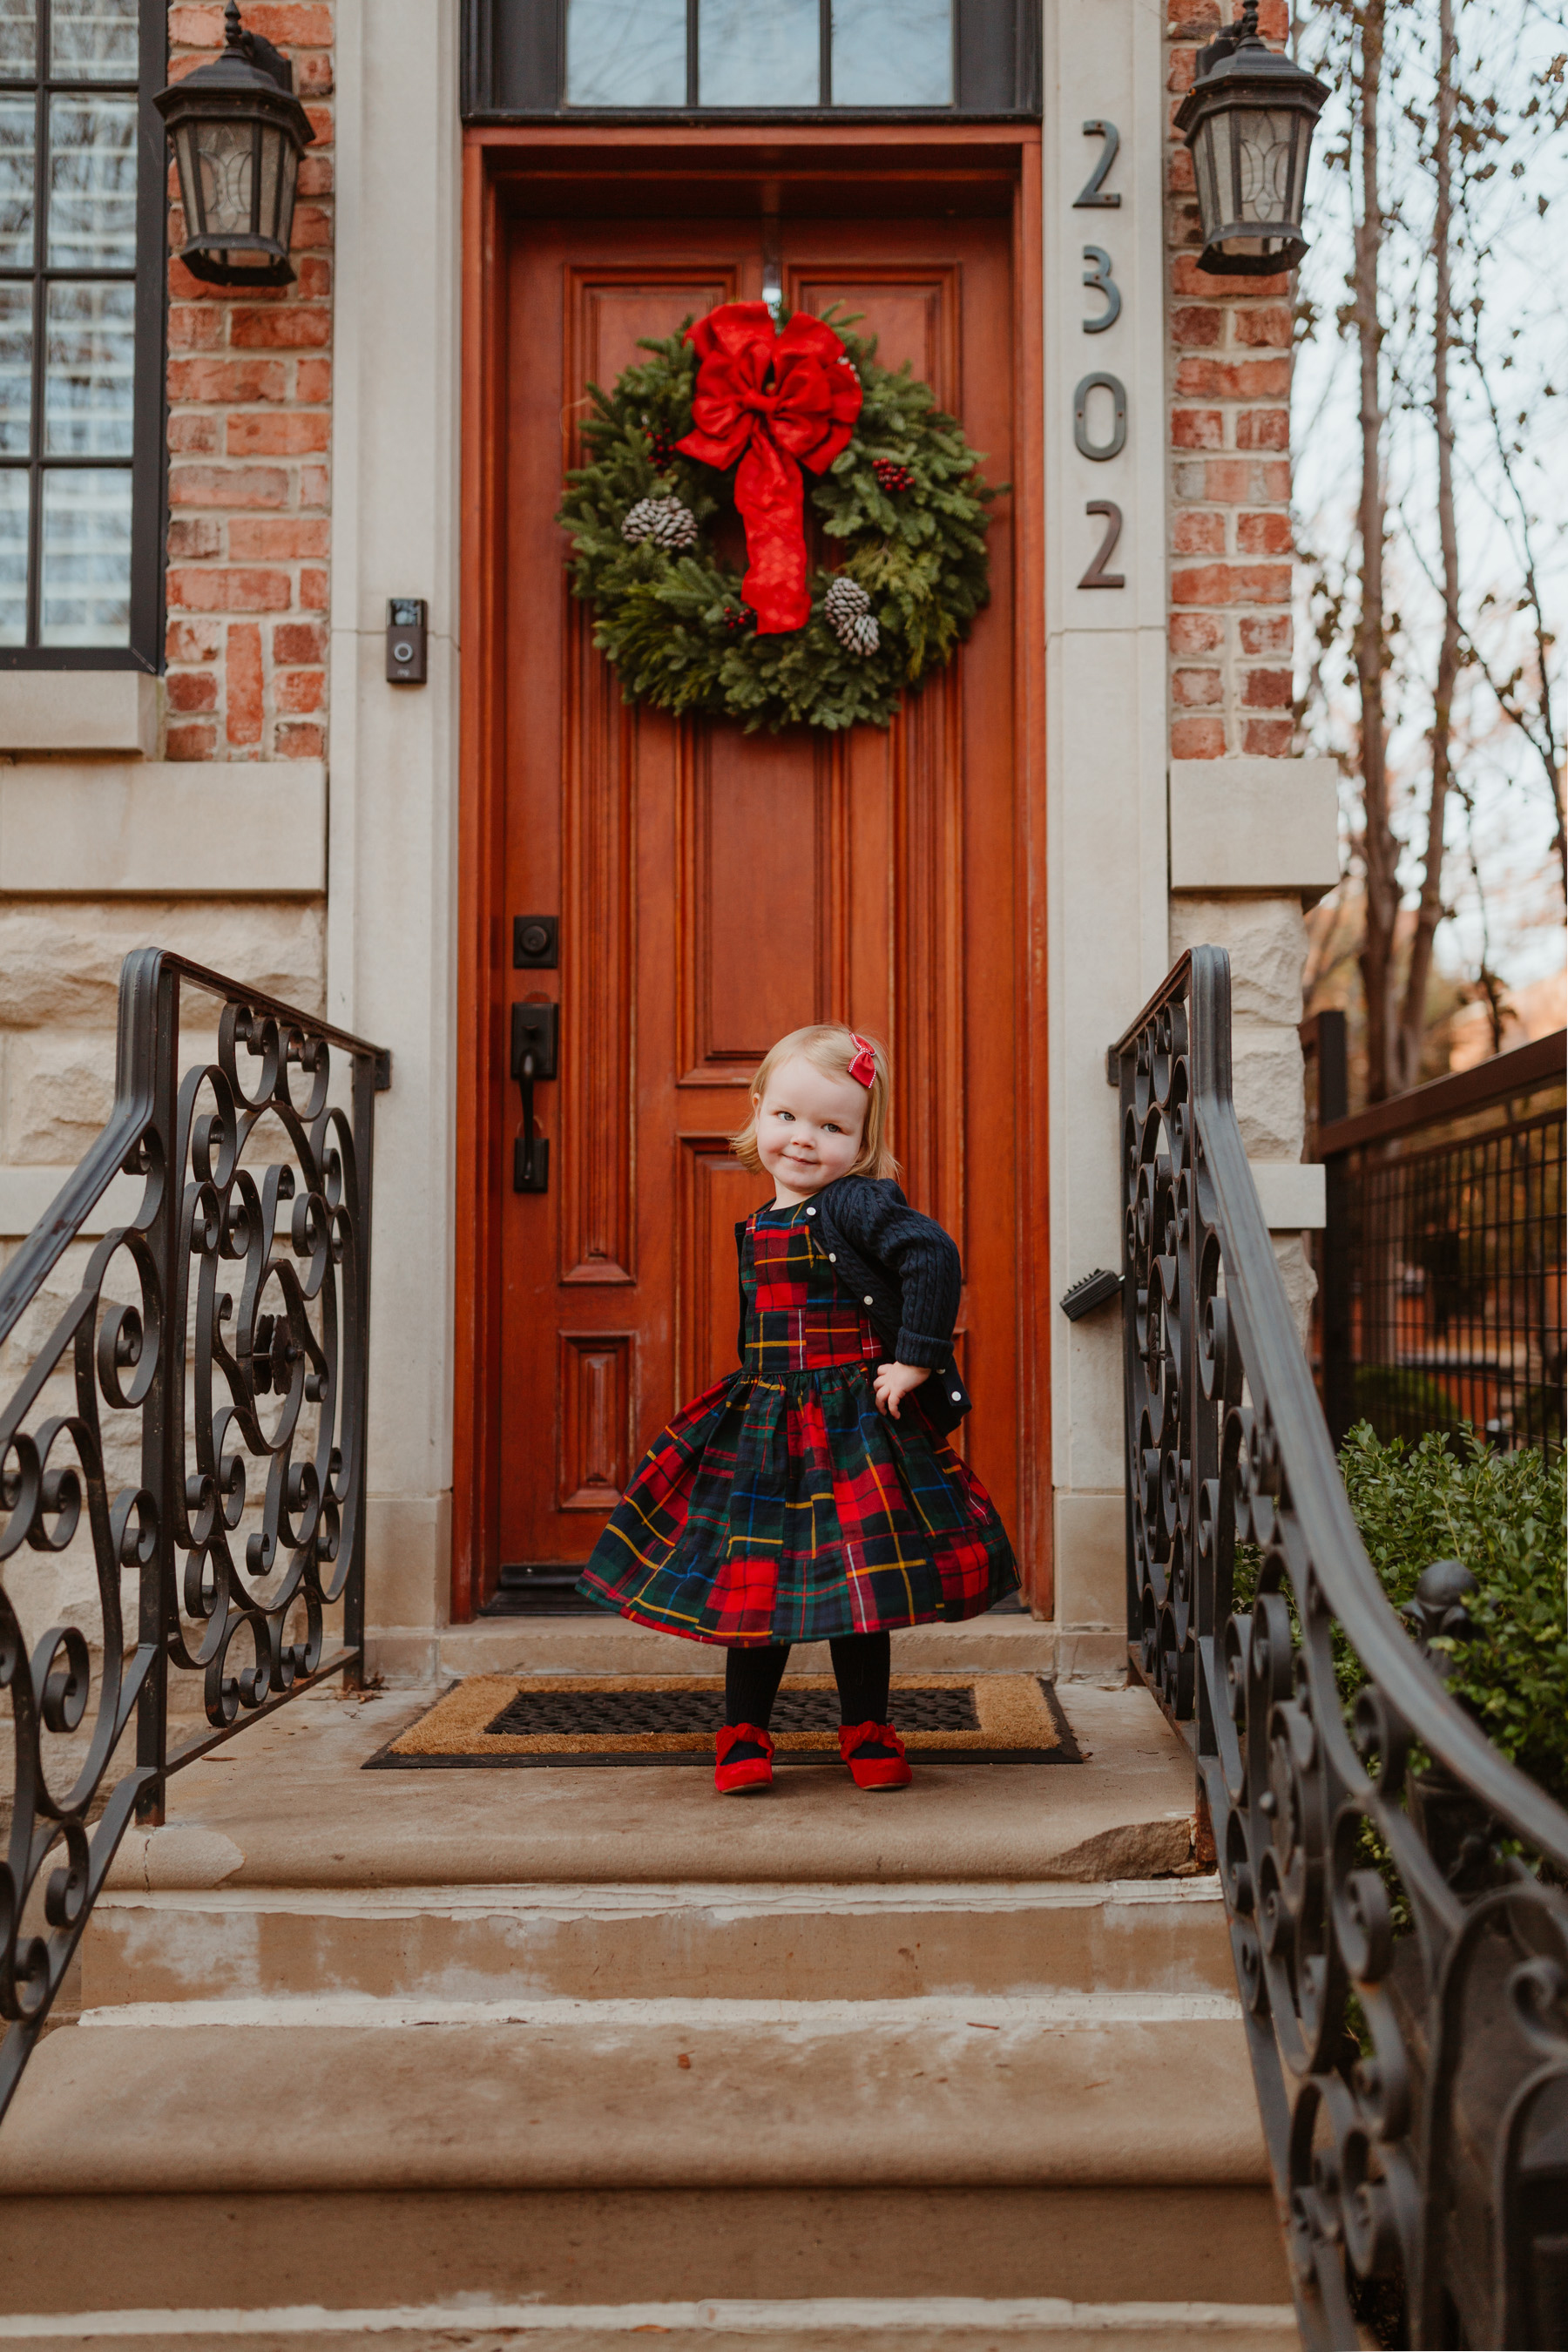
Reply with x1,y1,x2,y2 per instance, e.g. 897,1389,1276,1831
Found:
463,0,1038,118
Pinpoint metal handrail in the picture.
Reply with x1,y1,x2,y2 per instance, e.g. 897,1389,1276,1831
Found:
0,950,384,2126
1113,946,1568,2351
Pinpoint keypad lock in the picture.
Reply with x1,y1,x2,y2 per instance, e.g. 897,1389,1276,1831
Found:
511,1000,558,1193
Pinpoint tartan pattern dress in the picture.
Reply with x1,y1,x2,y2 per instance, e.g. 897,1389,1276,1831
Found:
576,1201,1018,1645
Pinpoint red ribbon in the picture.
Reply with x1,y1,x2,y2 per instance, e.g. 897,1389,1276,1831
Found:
675,301,862,635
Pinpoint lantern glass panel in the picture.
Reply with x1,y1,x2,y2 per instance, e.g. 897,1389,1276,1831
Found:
258,115,286,240
1234,104,1298,222
184,115,257,240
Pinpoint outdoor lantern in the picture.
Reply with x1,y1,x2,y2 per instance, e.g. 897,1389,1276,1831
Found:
1176,0,1328,277
155,0,314,288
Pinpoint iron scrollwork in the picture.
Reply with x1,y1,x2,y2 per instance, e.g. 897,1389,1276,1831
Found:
1116,947,1568,2351
0,950,382,2126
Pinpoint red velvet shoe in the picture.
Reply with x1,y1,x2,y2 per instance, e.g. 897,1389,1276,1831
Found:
838,1721,913,1790
715,1723,774,1794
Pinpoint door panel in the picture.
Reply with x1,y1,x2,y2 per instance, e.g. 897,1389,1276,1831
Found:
498,207,1020,1572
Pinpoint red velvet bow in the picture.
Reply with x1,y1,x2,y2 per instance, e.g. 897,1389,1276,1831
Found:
676,301,862,634
848,1035,877,1088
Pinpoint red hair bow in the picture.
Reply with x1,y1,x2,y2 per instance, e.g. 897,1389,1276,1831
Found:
848,1035,877,1089
675,301,862,634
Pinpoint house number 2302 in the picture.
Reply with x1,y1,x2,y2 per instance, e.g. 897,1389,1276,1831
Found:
1072,119,1126,591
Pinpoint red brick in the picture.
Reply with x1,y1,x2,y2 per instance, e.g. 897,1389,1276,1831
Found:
226,623,264,749
168,4,225,39
166,414,220,456
295,358,331,402
1255,0,1288,37
300,568,328,611
1242,717,1294,755
1167,0,1221,37
166,670,218,713
1167,48,1195,92
229,306,331,350
299,463,330,508
288,204,333,252
1166,149,1195,196
1233,305,1292,349
1171,562,1290,606
1173,509,1226,555
1203,458,1255,502
297,159,334,202
275,721,326,759
1242,667,1294,708
1171,304,1224,348
1172,716,1227,758
167,516,223,560
1172,253,1291,300
227,411,330,456
244,4,335,44
1236,408,1290,451
168,256,233,301
171,463,290,510
1176,357,1292,400
296,256,332,299
229,517,331,560
168,566,293,613
1172,408,1224,450
168,356,289,404
1237,510,1293,556
1173,667,1223,707
274,666,326,714
166,720,218,760
274,619,327,665
167,618,221,665
1240,614,1293,657
1258,459,1291,501
296,57,335,98
1170,612,1224,655
168,302,223,350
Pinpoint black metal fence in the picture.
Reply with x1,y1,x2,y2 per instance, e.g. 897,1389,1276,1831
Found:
0,951,382,2125
1116,949,1568,2352
1304,1017,1565,1455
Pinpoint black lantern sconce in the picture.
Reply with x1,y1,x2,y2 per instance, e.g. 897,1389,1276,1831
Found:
1176,0,1328,276
154,0,314,288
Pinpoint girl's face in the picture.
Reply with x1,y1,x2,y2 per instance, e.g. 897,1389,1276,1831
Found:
754,1053,867,1202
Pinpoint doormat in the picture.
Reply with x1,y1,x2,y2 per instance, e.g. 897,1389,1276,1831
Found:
363,1673,1083,1769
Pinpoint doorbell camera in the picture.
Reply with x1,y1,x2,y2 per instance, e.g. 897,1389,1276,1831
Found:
386,598,428,684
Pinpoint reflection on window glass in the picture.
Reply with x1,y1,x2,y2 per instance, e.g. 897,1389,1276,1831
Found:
45,280,134,456
833,0,953,105
40,464,131,645
0,1,36,77
566,0,686,106
700,0,818,106
0,96,34,265
0,283,30,455
51,0,137,80
0,467,26,642
47,94,137,267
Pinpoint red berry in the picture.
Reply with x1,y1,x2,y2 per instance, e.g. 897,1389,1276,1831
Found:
873,458,913,494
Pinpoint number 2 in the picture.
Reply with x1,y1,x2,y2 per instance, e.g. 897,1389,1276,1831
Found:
1073,120,1122,209
1081,247,1121,334
1078,501,1125,591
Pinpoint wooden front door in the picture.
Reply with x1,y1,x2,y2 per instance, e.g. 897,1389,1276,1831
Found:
458,143,1048,1614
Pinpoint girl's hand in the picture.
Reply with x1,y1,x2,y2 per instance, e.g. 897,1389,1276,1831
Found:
874,1362,931,1419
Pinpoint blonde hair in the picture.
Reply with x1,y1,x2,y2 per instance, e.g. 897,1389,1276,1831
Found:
730,1024,899,1181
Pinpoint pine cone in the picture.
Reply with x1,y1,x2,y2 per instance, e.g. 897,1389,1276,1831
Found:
873,458,914,494
623,495,699,551
824,574,880,656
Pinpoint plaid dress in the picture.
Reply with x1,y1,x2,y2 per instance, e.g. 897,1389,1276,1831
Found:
576,1201,1018,1645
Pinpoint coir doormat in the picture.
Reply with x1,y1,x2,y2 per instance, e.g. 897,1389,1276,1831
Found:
363,1673,1083,1769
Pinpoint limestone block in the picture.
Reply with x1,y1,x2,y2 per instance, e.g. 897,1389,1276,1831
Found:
0,898,326,1029
1274,1232,1318,1350
3,1027,116,1163
1230,1022,1306,1160
1168,895,1308,1028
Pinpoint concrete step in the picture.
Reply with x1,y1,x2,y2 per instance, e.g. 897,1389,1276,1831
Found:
366,1613,1127,1687
0,1997,1288,2315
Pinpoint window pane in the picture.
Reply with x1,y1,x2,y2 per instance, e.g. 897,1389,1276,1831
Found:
45,280,133,456
47,94,137,267
0,281,30,454
0,1,37,78
0,466,25,642
0,94,34,264
700,0,818,106
39,463,130,645
832,0,953,105
566,0,686,106
51,0,139,81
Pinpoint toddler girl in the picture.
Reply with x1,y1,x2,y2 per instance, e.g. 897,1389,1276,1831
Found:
577,1024,1018,1792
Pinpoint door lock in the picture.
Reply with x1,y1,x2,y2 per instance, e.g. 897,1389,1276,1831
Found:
511,1000,558,1193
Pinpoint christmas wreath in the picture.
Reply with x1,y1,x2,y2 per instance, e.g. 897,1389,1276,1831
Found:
557,301,997,733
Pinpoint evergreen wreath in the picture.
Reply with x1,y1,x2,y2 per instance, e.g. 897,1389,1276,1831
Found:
557,308,998,733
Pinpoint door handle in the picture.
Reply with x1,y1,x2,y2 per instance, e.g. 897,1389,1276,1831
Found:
511,1000,559,1193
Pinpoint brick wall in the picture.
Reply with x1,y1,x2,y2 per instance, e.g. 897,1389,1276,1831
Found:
1164,0,1296,762
163,3,335,763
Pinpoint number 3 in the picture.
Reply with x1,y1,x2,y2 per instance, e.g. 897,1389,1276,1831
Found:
1081,247,1121,335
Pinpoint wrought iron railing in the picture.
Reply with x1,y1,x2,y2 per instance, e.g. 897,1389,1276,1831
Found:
1115,948,1568,2352
0,951,383,2125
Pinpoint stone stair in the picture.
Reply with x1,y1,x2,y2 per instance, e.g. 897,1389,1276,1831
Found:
0,1666,1296,2350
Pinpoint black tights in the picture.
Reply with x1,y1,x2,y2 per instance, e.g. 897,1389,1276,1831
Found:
724,1630,891,1730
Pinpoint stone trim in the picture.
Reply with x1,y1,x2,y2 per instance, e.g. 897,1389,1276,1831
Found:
0,673,159,758
1169,756,1340,899
0,761,326,894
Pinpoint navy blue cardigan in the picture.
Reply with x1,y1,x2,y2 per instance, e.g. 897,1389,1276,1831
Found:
734,1175,971,1434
